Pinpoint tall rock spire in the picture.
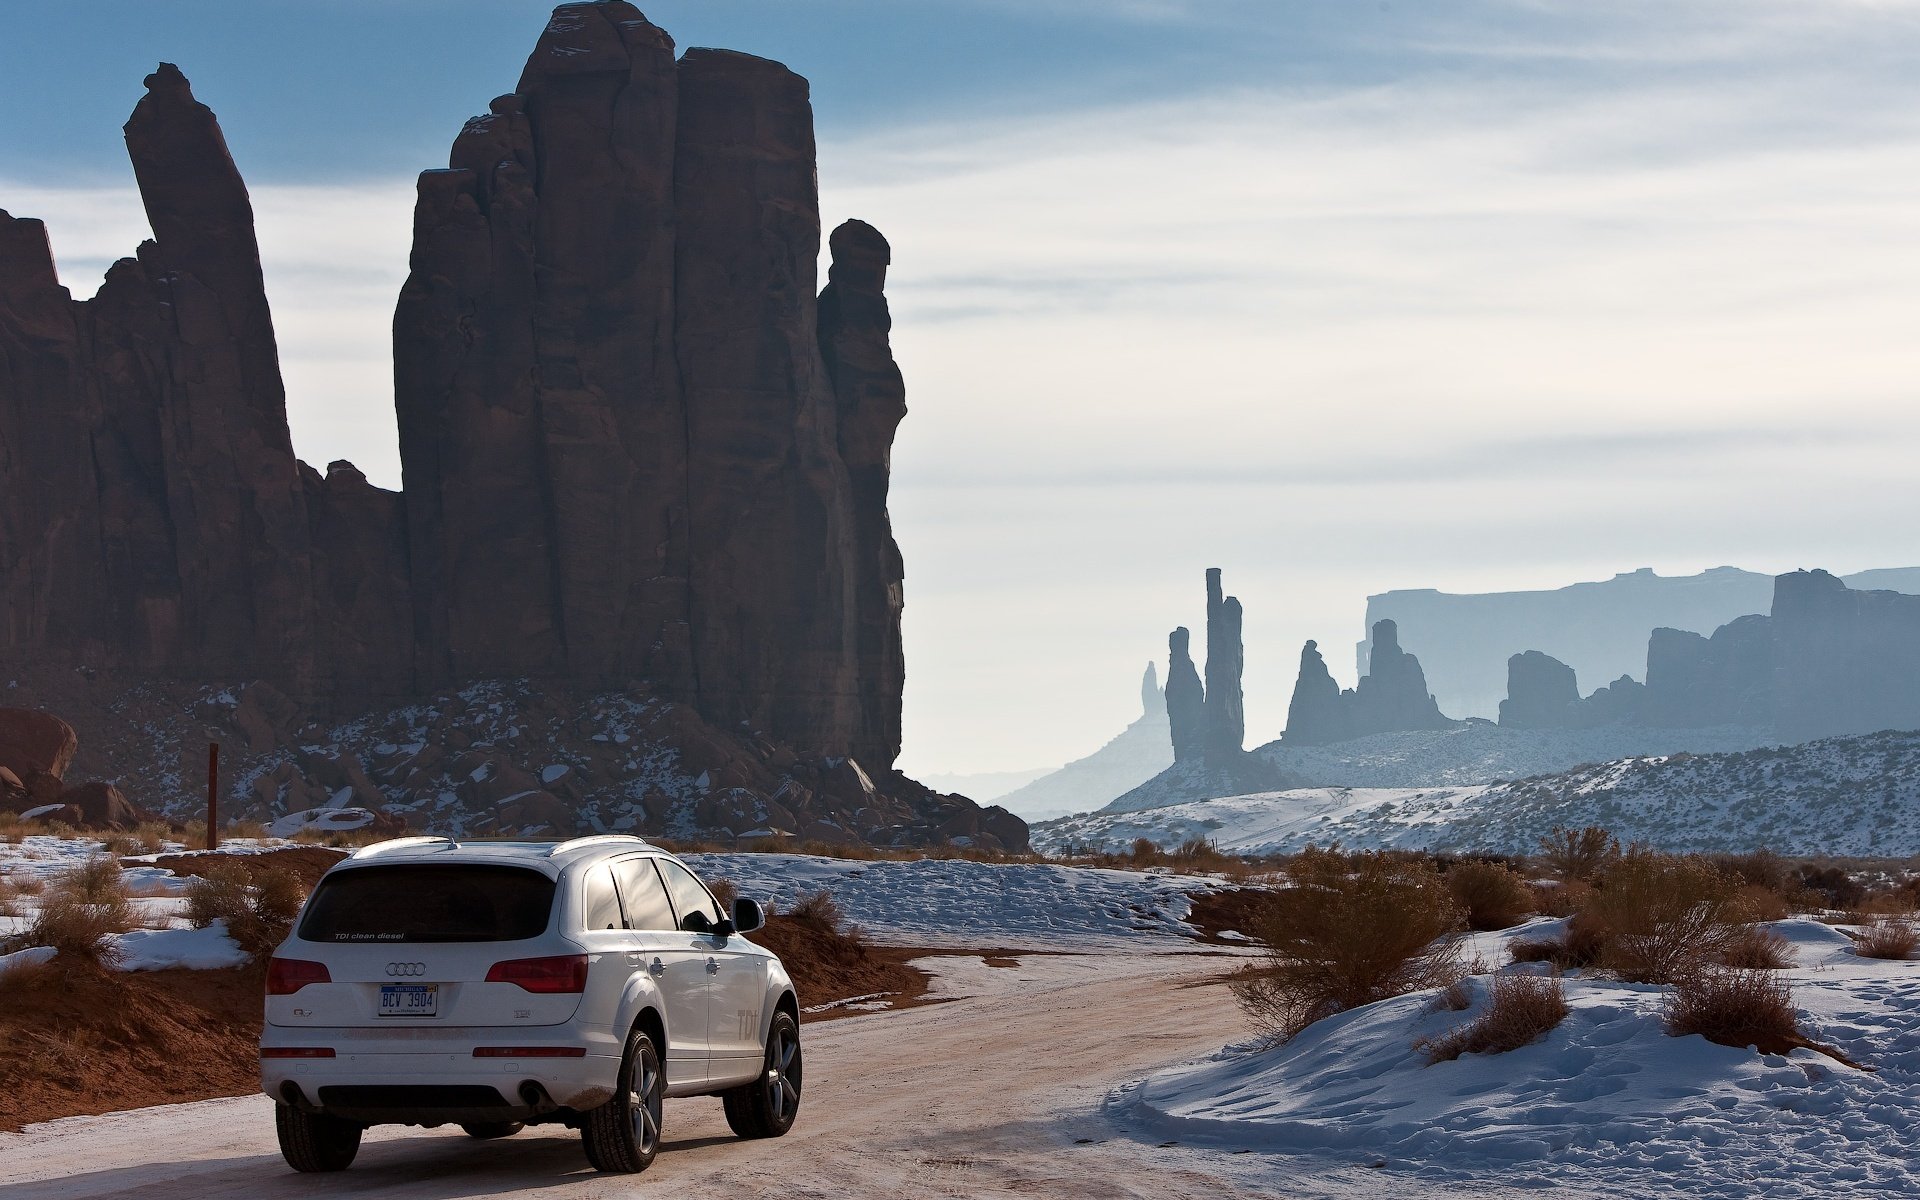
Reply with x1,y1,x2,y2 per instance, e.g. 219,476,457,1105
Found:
1203,567,1246,765
1166,627,1206,762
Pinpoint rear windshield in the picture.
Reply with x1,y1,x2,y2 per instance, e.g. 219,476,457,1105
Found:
299,865,556,943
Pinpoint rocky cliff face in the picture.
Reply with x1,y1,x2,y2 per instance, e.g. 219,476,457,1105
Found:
0,3,1014,848
1166,627,1206,762
1202,568,1246,765
1283,620,1459,745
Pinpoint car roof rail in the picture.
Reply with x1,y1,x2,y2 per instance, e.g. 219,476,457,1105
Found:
348,835,458,859
545,834,652,857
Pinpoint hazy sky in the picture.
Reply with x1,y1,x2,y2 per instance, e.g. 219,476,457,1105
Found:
6,1,1920,776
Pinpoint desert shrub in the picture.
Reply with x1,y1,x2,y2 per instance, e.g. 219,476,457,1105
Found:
705,875,739,915
1581,853,1745,984
10,872,45,896
1853,917,1920,961
1507,914,1606,970
15,859,138,965
1716,850,1790,893
785,889,846,934
1419,973,1569,1063
1447,861,1534,931
1430,977,1473,1012
184,862,306,956
103,833,142,857
0,873,19,917
1664,966,1803,1052
1531,878,1591,918
1719,924,1793,969
1793,864,1865,910
131,822,170,853
1538,826,1620,884
1734,884,1789,923
1231,852,1464,1044
224,818,269,840
1131,837,1158,861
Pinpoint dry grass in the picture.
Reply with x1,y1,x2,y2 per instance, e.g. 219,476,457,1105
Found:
1508,915,1606,970
1719,924,1794,970
1531,879,1591,918
287,827,388,849
183,863,306,957
223,819,269,840
11,859,138,966
1419,974,1570,1064
1538,826,1620,884
783,889,847,935
0,874,19,918
1664,967,1813,1057
1231,851,1464,1044
704,876,739,915
1446,861,1535,931
1430,977,1474,1013
1853,917,1920,961
1581,853,1746,984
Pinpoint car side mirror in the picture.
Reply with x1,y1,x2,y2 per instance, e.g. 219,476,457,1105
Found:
732,896,765,934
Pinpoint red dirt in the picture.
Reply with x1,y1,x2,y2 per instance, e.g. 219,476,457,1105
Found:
0,958,264,1133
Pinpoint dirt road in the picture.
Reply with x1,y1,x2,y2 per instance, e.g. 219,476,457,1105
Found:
0,951,1557,1199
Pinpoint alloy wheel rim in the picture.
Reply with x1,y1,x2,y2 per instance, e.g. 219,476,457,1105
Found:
629,1053,662,1152
765,1030,801,1119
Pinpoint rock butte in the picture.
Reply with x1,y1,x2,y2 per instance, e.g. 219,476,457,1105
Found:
0,2,1022,849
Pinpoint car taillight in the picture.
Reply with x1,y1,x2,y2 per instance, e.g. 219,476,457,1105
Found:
260,1047,336,1058
473,1046,588,1058
485,954,589,993
266,958,332,995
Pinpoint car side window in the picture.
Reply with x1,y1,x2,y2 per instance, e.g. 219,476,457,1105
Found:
581,864,624,931
613,858,677,931
655,858,722,933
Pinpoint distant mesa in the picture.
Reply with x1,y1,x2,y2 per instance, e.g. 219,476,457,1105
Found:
1282,620,1460,746
1491,570,1920,744
1363,564,1920,720
0,3,1022,851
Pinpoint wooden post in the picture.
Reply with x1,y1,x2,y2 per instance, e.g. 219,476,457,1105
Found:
207,742,220,851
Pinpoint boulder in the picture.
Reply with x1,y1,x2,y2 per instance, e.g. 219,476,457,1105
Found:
57,781,148,830
0,709,77,781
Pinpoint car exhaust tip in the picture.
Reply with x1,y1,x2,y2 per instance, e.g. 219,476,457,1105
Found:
519,1081,554,1112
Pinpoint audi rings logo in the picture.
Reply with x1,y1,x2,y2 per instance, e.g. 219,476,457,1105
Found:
386,962,426,978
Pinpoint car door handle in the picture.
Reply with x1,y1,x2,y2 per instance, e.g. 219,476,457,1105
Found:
648,957,665,976
706,958,719,975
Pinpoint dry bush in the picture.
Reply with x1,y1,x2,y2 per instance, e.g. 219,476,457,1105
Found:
705,876,739,915
1538,826,1620,884
16,860,138,965
1507,914,1606,970
11,871,45,896
183,862,306,956
102,833,142,857
1581,853,1745,984
1419,973,1570,1063
1664,966,1805,1054
1734,884,1789,923
0,873,20,917
785,889,847,935
1532,878,1591,918
1447,861,1535,931
1231,852,1464,1044
1793,864,1865,910
1431,977,1473,1012
223,818,269,840
131,822,170,853
1853,917,1920,961
1719,924,1793,969
1716,850,1791,893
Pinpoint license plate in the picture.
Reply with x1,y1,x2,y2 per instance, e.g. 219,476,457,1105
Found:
379,984,438,1017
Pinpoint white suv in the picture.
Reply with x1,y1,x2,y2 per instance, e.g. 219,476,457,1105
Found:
259,835,801,1174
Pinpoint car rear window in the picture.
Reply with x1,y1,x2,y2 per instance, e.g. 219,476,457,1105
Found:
299,865,557,943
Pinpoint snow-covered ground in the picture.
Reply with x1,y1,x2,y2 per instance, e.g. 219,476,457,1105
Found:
1114,918,1920,1196
0,834,260,971
1042,728,1920,855
683,852,1221,948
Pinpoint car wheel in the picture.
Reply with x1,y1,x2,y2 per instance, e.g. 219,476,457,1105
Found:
723,1010,801,1139
581,1026,664,1173
461,1121,524,1140
275,1103,362,1173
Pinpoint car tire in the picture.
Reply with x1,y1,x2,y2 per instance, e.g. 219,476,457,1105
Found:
581,1026,664,1173
275,1103,362,1173
722,1010,802,1139
461,1121,524,1140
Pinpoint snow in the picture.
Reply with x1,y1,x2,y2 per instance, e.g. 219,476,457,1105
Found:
683,852,1221,949
1042,727,1920,855
267,806,376,838
0,945,56,974
1115,924,1920,1196
109,922,248,971
19,803,64,821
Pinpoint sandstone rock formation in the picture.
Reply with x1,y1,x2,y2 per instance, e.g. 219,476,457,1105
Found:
1283,621,1459,745
0,4,1017,849
1203,568,1246,765
1498,651,1580,729
1166,627,1206,763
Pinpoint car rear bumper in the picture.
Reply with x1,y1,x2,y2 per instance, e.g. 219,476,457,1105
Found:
260,1028,623,1124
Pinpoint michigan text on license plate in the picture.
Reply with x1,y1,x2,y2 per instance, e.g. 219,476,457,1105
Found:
379,984,438,1017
